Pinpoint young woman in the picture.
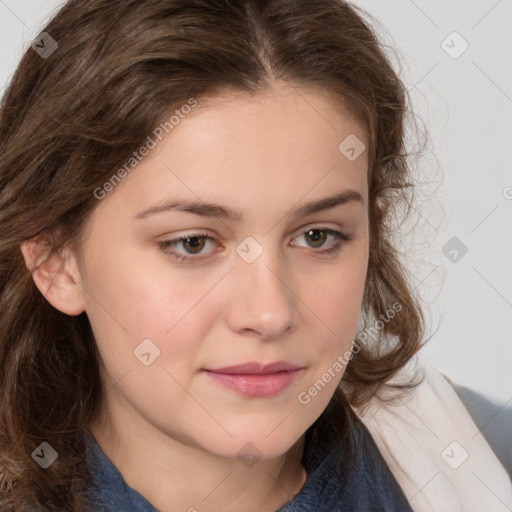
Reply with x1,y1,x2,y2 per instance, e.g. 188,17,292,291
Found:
0,0,510,511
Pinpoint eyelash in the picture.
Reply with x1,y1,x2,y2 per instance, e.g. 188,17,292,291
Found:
158,228,352,265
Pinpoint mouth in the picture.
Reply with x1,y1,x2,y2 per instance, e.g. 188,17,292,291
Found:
203,361,304,397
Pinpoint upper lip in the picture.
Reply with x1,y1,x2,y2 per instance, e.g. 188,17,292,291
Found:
205,361,302,375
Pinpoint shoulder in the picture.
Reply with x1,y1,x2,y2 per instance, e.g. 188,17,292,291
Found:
351,355,512,512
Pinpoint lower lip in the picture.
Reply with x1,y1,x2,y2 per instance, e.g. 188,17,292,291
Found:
204,369,302,397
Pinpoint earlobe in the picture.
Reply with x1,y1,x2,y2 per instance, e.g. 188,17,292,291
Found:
20,236,85,316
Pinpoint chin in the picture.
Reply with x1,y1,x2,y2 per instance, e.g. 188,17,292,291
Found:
201,424,305,463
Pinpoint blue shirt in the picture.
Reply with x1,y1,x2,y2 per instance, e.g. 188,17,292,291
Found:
84,412,414,511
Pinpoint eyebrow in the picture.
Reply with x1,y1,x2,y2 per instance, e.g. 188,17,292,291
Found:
134,189,364,222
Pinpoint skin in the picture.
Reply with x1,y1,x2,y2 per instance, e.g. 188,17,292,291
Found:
22,82,369,512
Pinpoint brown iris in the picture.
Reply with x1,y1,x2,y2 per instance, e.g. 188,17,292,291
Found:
181,236,206,254
305,229,327,248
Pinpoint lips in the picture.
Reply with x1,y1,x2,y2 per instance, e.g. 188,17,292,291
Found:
203,361,304,398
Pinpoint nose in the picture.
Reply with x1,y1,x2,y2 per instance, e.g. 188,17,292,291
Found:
225,244,300,340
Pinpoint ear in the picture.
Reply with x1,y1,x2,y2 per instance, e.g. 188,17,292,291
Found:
20,235,85,316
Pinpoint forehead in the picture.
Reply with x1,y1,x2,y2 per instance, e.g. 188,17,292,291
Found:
87,83,369,229
186,83,367,148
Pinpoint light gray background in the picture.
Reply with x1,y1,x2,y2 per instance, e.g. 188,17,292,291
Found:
1,1,510,415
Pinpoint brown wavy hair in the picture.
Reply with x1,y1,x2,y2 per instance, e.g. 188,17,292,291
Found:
0,0,427,509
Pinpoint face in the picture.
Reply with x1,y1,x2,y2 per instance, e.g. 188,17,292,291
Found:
75,83,369,460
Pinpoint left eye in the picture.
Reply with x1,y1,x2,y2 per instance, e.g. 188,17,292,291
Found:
292,228,345,249
158,227,350,264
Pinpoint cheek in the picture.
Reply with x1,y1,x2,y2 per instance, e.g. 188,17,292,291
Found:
313,259,367,333
81,251,217,384
83,240,210,333
303,255,367,374
294,271,365,413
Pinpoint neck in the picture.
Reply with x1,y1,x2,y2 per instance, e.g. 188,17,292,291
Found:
87,394,307,512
